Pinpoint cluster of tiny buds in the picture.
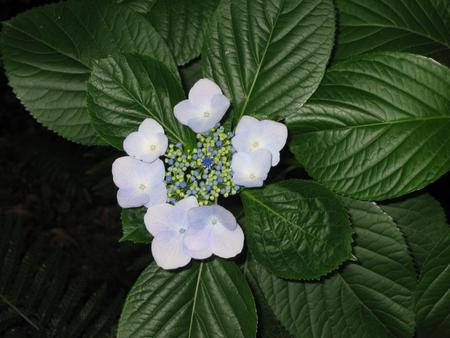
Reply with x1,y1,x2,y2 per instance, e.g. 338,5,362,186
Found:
164,126,240,206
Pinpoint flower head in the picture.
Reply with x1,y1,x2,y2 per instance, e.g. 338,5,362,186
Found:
232,115,288,166
112,156,167,208
144,196,207,269
231,150,272,187
174,79,230,133
184,205,244,259
123,118,168,163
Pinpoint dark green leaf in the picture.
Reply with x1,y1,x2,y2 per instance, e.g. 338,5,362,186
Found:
288,52,450,201
203,0,335,125
381,194,449,271
1,0,177,145
118,260,257,338
117,0,157,14
148,0,220,65
179,59,203,93
241,179,352,280
120,208,151,244
415,230,450,337
250,198,416,338
335,0,450,65
88,54,195,149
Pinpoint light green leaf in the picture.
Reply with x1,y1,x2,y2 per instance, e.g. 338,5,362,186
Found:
381,194,449,271
415,230,450,337
120,208,151,244
118,260,257,338
116,0,157,14
335,0,450,65
249,198,416,338
148,0,220,65
88,54,195,149
288,52,450,201
241,179,352,280
1,0,177,145
203,0,335,125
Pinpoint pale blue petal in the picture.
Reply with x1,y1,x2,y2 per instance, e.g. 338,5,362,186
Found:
174,99,200,125
175,196,199,212
231,150,271,187
210,224,244,258
145,203,178,236
210,94,230,118
235,115,259,135
112,156,143,189
141,159,166,184
261,120,288,151
144,182,167,208
117,188,149,208
151,231,191,270
186,117,217,133
138,118,164,135
188,78,222,107
183,227,213,259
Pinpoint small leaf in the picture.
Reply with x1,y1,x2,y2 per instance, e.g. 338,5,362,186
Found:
148,0,220,65
415,230,450,337
88,54,195,149
335,0,450,65
249,198,416,338
203,0,335,125
120,208,151,244
118,260,257,338
241,179,352,280
381,194,449,271
1,0,177,145
288,52,450,201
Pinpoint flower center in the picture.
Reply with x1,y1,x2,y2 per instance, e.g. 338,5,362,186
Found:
138,183,147,190
203,111,210,118
249,173,256,180
164,126,240,206
210,216,218,225
149,144,157,151
179,228,186,234
251,141,260,149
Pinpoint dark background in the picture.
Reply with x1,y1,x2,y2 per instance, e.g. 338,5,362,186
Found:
1,0,449,335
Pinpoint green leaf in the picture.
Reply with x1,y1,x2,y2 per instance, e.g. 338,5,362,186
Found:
415,231,450,337
241,179,352,280
288,52,450,201
1,0,177,145
180,59,203,93
335,0,450,65
249,198,416,338
88,54,195,149
116,0,157,14
120,208,151,244
148,0,220,65
117,260,257,338
381,194,449,271
203,0,335,125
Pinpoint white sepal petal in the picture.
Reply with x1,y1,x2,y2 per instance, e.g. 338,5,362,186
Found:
151,231,191,270
231,150,272,187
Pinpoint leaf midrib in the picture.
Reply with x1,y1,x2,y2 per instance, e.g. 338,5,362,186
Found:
0,293,40,330
296,115,450,135
188,262,204,338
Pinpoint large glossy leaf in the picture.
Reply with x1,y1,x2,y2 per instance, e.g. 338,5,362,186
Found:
335,0,450,65
120,208,151,244
1,0,177,145
116,0,157,14
118,260,257,338
203,0,335,125
381,194,449,271
249,199,416,338
288,52,450,201
415,231,450,337
88,54,195,148
241,179,352,280
148,0,220,65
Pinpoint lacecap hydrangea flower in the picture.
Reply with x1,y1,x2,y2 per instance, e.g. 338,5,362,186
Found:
111,78,287,270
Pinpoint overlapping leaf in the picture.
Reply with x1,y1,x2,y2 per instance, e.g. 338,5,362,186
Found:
88,54,195,148
415,231,450,337
203,0,335,125
1,0,177,145
249,199,416,338
288,52,450,201
382,194,449,271
118,260,257,338
116,0,157,14
148,0,220,65
120,208,150,244
335,0,450,65
241,179,352,280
